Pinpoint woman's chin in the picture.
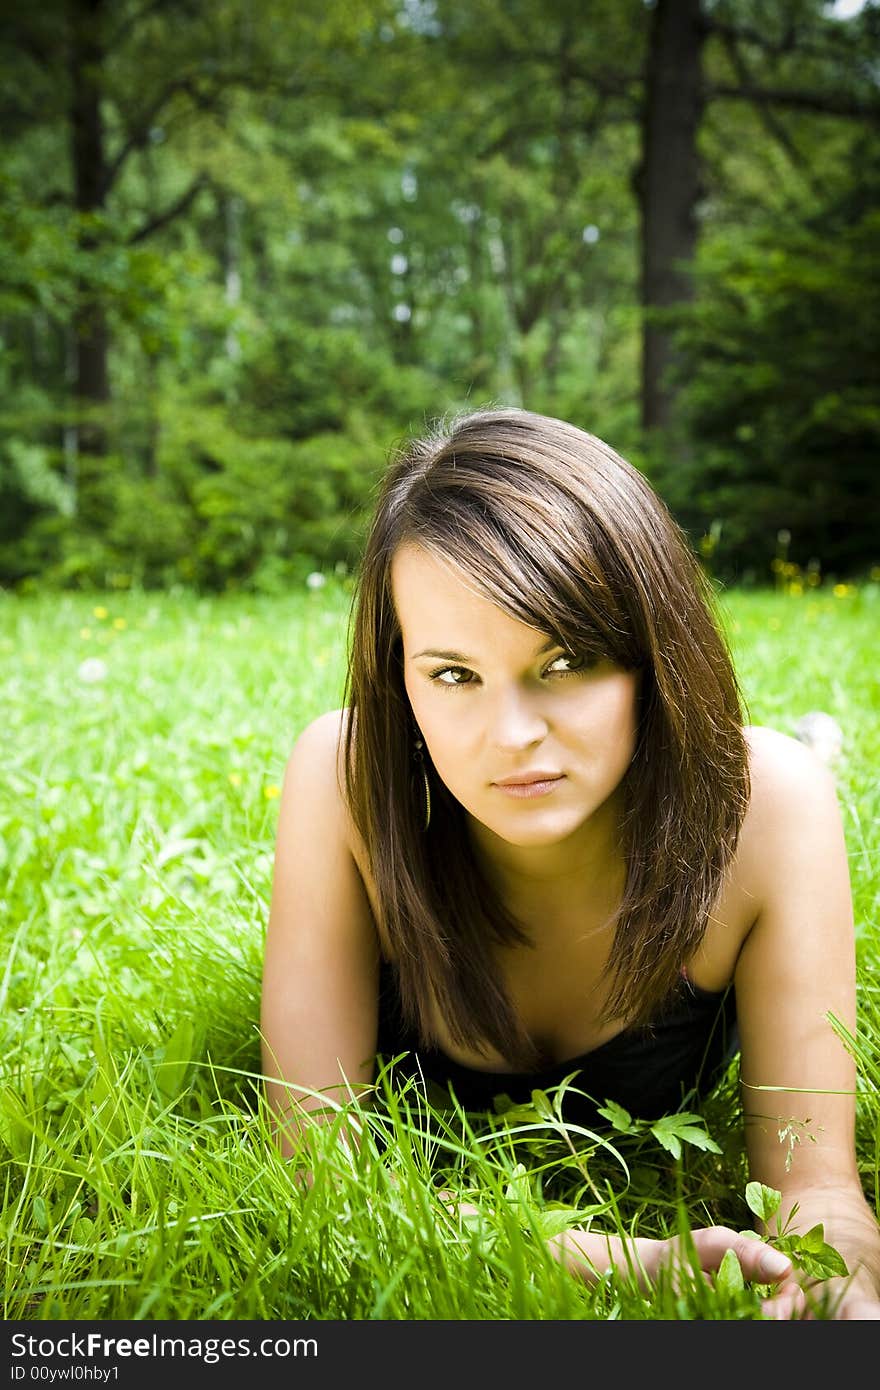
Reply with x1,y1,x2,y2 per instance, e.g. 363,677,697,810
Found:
468,806,596,851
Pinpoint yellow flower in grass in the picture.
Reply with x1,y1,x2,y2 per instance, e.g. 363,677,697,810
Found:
93,606,108,619
264,784,281,800
833,584,852,598
113,618,126,630
228,773,242,788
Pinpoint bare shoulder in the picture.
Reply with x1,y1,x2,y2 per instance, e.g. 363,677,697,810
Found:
288,705,349,761
738,722,846,893
284,706,369,868
743,722,840,805
285,705,351,813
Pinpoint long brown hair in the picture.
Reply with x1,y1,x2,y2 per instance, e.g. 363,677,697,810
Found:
341,407,751,1069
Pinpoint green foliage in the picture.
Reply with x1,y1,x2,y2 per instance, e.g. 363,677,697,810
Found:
597,1100,724,1160
716,1245,746,1296
0,169,79,319
744,1180,781,1223
650,198,880,581
744,1179,850,1288
3,1,878,593
7,385,438,592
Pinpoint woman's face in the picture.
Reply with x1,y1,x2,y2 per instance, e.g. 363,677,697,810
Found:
391,543,640,857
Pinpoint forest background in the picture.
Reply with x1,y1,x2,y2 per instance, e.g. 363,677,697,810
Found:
1,0,878,593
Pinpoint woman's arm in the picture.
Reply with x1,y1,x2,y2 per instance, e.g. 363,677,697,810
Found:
550,729,879,1317
733,727,880,1319
260,708,380,1160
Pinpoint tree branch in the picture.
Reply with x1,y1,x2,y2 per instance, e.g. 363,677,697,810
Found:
103,76,219,197
127,175,208,244
104,62,316,199
708,83,880,122
718,30,811,175
706,16,855,63
105,0,193,55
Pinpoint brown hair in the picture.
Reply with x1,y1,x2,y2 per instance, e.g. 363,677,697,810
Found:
341,407,750,1070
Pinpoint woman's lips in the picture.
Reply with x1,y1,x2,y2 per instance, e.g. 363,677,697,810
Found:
492,775,565,799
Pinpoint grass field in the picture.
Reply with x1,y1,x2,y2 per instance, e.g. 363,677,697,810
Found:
1,579,878,1321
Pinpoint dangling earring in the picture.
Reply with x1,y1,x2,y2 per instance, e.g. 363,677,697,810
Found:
413,736,431,831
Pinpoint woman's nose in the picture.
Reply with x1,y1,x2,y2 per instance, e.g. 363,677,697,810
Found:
488,688,548,751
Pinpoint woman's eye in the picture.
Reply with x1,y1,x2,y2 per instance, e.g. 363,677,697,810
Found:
430,666,474,687
546,652,588,675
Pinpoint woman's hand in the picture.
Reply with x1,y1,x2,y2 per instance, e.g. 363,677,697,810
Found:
825,1276,880,1320
762,1267,880,1321
759,1188,880,1320
550,1223,807,1317
439,1192,880,1319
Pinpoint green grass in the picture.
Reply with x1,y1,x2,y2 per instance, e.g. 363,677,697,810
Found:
1,579,878,1320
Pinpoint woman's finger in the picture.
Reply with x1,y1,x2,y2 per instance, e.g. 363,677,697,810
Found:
436,1188,480,1219
760,1278,808,1320
685,1226,793,1283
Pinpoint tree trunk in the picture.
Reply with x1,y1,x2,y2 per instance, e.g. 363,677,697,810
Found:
223,193,244,365
70,0,109,458
637,0,706,433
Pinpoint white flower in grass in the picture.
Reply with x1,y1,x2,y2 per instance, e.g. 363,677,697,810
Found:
792,711,844,766
306,571,326,590
77,657,108,684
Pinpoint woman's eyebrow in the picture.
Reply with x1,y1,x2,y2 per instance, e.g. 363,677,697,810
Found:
411,637,560,662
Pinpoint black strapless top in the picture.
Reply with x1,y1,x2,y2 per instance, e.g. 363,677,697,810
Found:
375,960,739,1128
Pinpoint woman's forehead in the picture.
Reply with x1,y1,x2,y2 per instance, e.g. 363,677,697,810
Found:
391,544,573,661
391,542,475,595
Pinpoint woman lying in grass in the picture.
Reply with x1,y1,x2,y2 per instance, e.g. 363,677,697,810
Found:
261,406,880,1319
